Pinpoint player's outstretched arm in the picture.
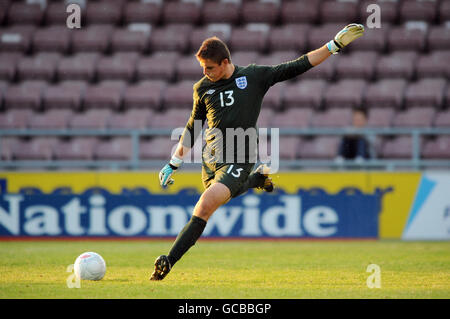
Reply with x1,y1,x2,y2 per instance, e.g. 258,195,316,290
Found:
307,23,365,66
159,143,190,188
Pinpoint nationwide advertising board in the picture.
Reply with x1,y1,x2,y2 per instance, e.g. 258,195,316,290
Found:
0,171,448,240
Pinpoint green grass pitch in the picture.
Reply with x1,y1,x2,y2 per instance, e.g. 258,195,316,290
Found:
0,240,449,299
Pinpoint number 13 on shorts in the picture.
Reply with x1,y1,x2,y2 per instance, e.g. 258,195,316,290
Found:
226,164,243,178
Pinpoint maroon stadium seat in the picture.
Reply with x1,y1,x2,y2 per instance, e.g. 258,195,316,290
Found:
393,106,435,128
268,24,310,53
32,26,72,54
433,109,450,128
320,0,359,23
0,136,21,161
123,80,167,111
83,81,126,111
298,136,340,159
278,136,301,160
149,109,191,129
162,0,201,25
4,80,47,111
257,51,298,66
13,137,59,160
230,24,270,52
262,82,286,111
28,109,74,130
95,137,133,161
111,26,151,53
416,51,450,79
54,137,99,161
311,107,353,128
271,108,313,129
308,23,346,52
283,79,327,109
96,52,139,82
71,25,113,53
381,136,415,159
190,24,232,53
136,51,179,82
176,54,203,81
257,108,274,128
348,24,389,53
149,24,193,53
404,78,446,108
70,109,112,130
364,79,408,109
124,1,161,25
323,80,367,109
0,52,22,81
231,51,259,67
57,52,100,82
398,0,438,24
300,53,337,80
280,0,320,24
375,51,418,80
439,1,450,23
17,52,62,82
85,1,123,25
0,109,33,129
241,0,280,24
422,136,450,159
163,81,195,110
335,51,378,80
201,0,241,25
140,136,178,160
6,2,44,25
0,0,10,25
43,81,87,111
427,24,450,51
108,109,154,130
359,0,400,25
367,107,395,128
45,1,86,26
0,25,35,53
387,22,428,52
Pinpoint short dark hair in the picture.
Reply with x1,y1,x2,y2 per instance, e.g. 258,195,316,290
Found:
353,107,367,117
195,36,231,65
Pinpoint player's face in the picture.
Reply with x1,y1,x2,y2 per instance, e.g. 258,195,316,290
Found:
198,58,228,82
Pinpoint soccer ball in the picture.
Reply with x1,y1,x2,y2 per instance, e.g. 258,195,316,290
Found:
74,252,106,281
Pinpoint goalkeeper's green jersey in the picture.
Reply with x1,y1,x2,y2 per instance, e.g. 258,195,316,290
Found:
180,54,313,164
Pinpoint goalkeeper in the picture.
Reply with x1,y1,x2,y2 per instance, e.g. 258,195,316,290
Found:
150,24,365,280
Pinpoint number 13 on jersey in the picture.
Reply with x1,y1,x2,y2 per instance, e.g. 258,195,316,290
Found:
219,90,234,107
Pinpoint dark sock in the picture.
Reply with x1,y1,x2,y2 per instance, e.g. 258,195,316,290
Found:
167,215,207,266
233,172,266,198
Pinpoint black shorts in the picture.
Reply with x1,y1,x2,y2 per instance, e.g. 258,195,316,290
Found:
202,161,255,198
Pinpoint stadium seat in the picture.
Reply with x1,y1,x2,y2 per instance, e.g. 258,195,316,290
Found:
69,109,112,130
0,0,10,25
189,24,232,52
298,136,340,159
123,80,167,111
0,25,35,53
416,51,450,79
359,0,400,25
43,81,87,111
300,54,337,80
439,0,450,22
83,81,126,111
387,22,428,52
4,80,47,111
393,106,435,128
95,137,133,161
271,108,313,129
110,26,151,53
163,80,196,110
28,109,74,130
257,108,274,128
13,137,59,160
57,52,100,82
136,51,179,82
334,51,378,80
375,51,418,80
323,80,367,109
262,82,286,111
124,0,161,25
311,107,353,128
108,109,154,130
433,109,450,128
175,54,203,81
96,53,139,82
348,24,389,53
148,109,191,129
71,25,113,53
229,24,270,52
54,137,99,161
201,0,241,25
267,24,310,53
319,0,359,23
307,23,347,52
32,26,72,54
0,109,33,129
278,136,302,160
283,79,327,109
85,1,123,25
404,78,447,108
257,50,298,66
427,23,450,51
140,136,178,160
162,0,201,25
149,24,193,53
0,52,22,81
366,107,395,128
17,52,62,82
6,2,44,25
241,0,280,24
398,0,438,24
381,136,415,159
364,79,408,109
45,1,86,26
0,136,20,161
231,51,259,67
422,136,450,159
280,0,320,24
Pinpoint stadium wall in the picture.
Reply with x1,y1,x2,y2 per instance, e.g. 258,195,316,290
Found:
0,171,448,240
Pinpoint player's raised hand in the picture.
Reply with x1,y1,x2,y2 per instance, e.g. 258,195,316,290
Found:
327,23,365,54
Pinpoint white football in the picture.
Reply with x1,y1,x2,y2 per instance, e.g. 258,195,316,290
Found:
74,252,106,281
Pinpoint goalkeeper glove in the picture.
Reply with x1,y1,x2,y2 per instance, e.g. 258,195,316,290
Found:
327,23,365,54
159,155,183,188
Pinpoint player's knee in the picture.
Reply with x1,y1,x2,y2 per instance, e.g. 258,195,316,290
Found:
194,199,215,220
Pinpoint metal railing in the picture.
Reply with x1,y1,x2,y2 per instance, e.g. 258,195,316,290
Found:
1,127,450,170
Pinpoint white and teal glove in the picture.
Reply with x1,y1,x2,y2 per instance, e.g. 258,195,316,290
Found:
326,23,365,54
159,155,183,188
